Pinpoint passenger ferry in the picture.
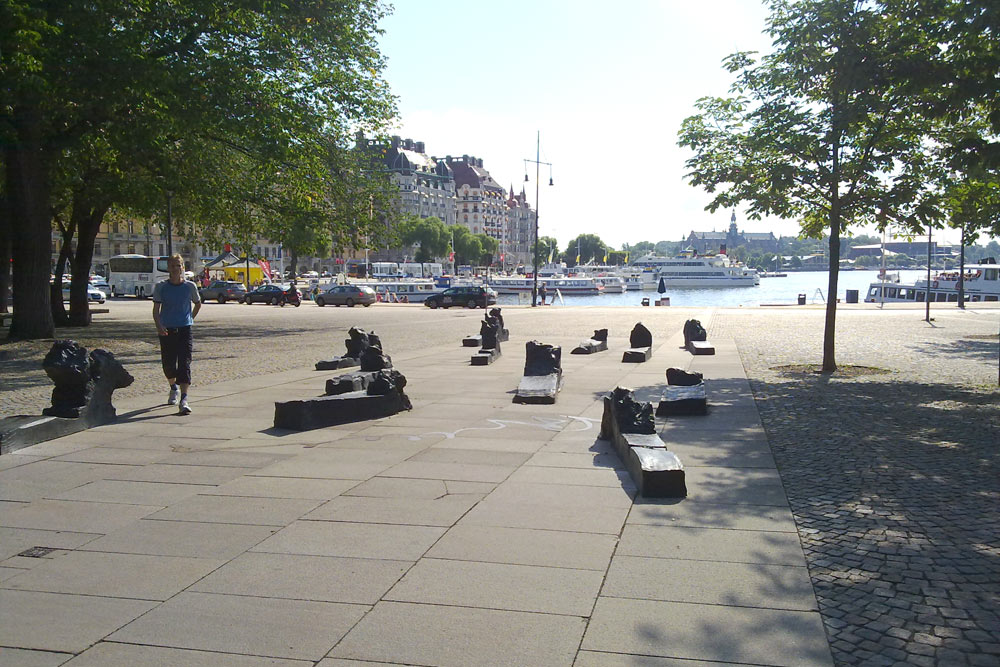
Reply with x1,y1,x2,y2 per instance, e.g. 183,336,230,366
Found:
865,264,1000,303
489,276,604,296
568,265,628,293
633,252,759,288
352,279,443,303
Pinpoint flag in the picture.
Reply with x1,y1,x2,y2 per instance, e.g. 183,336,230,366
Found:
603,250,608,263
625,252,629,264
448,251,455,261
259,258,271,280
575,254,580,264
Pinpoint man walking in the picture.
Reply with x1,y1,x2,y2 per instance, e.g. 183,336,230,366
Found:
152,254,201,415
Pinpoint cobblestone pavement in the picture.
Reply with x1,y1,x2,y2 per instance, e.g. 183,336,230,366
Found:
712,308,1000,666
3,301,999,666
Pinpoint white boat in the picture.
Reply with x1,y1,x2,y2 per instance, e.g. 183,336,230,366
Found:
489,276,604,296
352,279,443,302
865,264,1000,303
633,253,759,288
593,275,626,293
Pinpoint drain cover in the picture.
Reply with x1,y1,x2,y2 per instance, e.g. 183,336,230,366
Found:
17,546,59,558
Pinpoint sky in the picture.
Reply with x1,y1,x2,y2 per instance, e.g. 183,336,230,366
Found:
376,1,966,249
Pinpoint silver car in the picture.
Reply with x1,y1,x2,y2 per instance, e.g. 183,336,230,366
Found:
315,284,376,307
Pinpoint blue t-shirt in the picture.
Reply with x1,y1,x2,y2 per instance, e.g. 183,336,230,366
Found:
153,280,200,328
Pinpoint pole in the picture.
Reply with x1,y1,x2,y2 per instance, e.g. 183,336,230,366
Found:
165,191,173,257
532,131,540,307
958,224,966,309
925,227,932,323
879,227,886,309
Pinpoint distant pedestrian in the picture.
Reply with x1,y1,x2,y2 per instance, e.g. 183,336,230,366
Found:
539,283,548,306
152,254,201,415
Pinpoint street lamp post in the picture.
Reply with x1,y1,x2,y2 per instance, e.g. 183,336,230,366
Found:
524,131,553,307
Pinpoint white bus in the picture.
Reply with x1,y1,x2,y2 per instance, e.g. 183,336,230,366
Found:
108,254,170,298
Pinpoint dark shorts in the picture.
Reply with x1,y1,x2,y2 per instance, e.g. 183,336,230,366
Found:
159,326,193,385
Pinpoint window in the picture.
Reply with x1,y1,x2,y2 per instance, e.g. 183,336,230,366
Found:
113,243,121,255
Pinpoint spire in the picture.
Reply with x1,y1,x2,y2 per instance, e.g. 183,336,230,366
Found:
731,209,737,224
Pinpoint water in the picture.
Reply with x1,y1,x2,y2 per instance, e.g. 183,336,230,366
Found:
494,270,929,307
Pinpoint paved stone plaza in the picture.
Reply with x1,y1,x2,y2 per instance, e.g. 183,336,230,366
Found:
0,301,997,665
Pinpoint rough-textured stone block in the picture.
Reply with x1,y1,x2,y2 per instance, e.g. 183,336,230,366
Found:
656,384,708,416
572,329,609,355
471,349,500,366
622,347,652,363
599,388,686,499
315,357,360,371
462,335,482,348
514,341,562,404
683,319,707,346
1,342,133,454
275,370,411,431
324,371,378,396
666,368,703,386
688,340,716,355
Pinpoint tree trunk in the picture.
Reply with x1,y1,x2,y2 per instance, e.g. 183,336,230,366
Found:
822,136,841,373
51,215,74,327
5,106,55,340
288,249,299,278
68,196,109,327
958,224,965,309
0,194,10,314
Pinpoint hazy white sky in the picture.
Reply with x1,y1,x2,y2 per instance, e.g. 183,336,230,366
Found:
377,1,965,248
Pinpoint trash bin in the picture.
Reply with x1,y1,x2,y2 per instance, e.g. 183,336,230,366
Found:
641,297,650,306
797,293,806,305
845,289,859,304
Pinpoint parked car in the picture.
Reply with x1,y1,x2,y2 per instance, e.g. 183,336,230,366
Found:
199,280,247,304
424,285,496,309
89,277,112,298
59,283,106,304
315,284,376,307
242,284,301,306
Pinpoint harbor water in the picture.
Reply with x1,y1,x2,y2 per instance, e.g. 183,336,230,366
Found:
494,270,929,308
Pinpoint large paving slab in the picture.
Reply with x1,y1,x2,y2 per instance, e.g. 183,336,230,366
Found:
190,552,409,604
0,589,156,653
77,519,277,559
63,642,312,666
582,597,832,666
329,600,586,666
108,591,367,661
251,520,445,560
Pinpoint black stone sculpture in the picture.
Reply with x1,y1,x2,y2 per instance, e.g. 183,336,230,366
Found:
316,327,383,370
682,319,715,355
513,341,562,404
1,341,134,454
600,386,686,498
622,322,653,362
572,328,609,355
275,368,412,431
359,345,392,371
464,307,508,348
666,368,703,386
471,313,502,365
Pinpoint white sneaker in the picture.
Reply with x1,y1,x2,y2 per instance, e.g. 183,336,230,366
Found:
167,386,179,405
178,397,191,415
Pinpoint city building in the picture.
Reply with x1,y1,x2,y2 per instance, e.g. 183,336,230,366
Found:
686,212,779,254
447,155,507,242
505,186,536,269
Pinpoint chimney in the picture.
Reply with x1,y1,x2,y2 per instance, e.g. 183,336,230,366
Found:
403,139,413,150
462,154,470,163
477,158,483,168
391,135,400,148
415,141,425,153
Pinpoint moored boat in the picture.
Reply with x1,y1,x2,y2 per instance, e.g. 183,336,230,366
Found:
865,263,1000,303
353,278,443,302
633,252,759,288
489,276,604,296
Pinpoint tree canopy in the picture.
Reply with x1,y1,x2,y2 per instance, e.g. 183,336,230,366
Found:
1,0,397,339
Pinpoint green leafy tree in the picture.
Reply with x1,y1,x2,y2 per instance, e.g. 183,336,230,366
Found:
533,235,559,266
452,226,482,267
1,1,396,340
563,233,608,264
475,234,499,266
626,241,655,256
398,215,449,262
679,0,933,371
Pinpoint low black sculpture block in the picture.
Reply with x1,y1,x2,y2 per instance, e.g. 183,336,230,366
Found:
489,308,510,342
462,335,482,348
471,313,502,365
656,384,708,416
666,368,703,386
1,341,134,454
275,369,411,431
622,323,653,363
316,327,383,370
359,346,392,371
325,371,377,395
514,341,562,404
600,386,686,498
683,319,707,346
682,319,715,355
572,328,609,354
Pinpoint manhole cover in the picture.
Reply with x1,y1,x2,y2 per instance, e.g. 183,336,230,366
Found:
18,546,59,558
